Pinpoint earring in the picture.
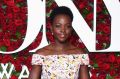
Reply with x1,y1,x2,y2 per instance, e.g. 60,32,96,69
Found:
52,32,53,35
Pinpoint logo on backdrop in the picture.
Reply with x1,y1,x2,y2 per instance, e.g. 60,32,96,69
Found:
0,0,120,54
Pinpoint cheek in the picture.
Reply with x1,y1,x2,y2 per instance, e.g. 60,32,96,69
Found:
53,28,61,34
66,29,72,35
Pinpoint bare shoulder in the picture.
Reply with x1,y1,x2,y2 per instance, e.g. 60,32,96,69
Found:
36,48,45,55
71,45,86,54
36,44,53,56
76,47,86,54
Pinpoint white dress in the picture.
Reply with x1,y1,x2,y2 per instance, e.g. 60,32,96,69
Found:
31,54,89,79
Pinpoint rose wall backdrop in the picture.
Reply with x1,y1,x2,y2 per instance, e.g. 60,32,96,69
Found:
0,0,120,79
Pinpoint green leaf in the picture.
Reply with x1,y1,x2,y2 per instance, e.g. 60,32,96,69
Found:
40,26,43,32
103,9,109,15
93,63,98,68
0,65,3,71
16,32,21,39
115,52,120,56
15,72,20,77
2,5,7,9
0,46,7,52
46,0,54,7
16,3,21,7
103,43,107,48
82,9,89,15
106,74,114,79
47,12,51,17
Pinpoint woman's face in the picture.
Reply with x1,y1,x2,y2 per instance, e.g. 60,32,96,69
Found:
51,14,73,43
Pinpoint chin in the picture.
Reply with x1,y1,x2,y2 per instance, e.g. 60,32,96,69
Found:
58,39,68,43
55,36,70,43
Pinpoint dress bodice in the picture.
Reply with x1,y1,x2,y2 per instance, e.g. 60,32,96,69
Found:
31,54,89,79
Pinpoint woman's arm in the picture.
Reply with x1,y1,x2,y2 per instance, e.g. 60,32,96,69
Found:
79,65,90,79
29,65,42,79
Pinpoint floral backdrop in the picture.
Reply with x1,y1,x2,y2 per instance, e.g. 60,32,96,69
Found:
0,0,120,79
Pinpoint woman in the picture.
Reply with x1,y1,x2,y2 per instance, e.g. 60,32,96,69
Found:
29,6,90,79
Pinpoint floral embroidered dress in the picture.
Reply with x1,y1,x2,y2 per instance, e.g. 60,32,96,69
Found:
32,54,89,79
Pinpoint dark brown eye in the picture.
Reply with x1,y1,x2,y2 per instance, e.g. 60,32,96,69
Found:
55,25,61,28
66,25,72,29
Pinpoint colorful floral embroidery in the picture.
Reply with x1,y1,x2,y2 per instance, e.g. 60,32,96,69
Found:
32,54,89,79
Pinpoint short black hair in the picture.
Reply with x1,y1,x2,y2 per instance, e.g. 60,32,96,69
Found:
50,6,73,23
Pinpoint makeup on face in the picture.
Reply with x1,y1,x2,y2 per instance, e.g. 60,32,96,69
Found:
51,14,72,42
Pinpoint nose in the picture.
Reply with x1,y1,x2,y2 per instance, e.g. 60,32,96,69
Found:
60,26,65,33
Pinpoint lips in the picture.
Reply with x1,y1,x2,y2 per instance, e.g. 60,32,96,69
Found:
60,34,65,37
58,33,66,38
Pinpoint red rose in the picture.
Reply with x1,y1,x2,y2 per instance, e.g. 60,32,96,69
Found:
86,6,92,11
115,76,120,79
97,14,107,19
20,13,27,20
20,28,26,35
7,25,17,34
13,13,19,19
113,63,119,69
46,32,54,43
13,6,20,13
116,56,120,64
96,34,110,48
97,0,103,4
96,43,103,50
3,39,11,46
98,73,106,79
0,54,2,62
91,74,97,79
86,13,93,21
15,0,24,3
78,1,88,9
50,2,57,9
6,13,13,19
89,0,94,3
24,56,32,70
10,75,18,79
4,0,15,6
13,60,22,72
47,2,57,13
2,55,14,63
77,42,85,49
95,54,107,59
108,53,115,63
7,46,15,51
5,7,13,14
96,34,103,40
97,5,102,13
0,32,4,40
46,22,51,29
103,26,110,34
99,63,110,70
46,7,52,13
18,49,29,56
14,19,23,26
36,32,42,42
16,56,25,64
104,19,111,24
91,69,98,74
110,69,116,76
97,23,106,31
7,39,23,51
0,6,3,13
21,7,27,14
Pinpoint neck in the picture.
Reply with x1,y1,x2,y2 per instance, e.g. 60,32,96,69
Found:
52,41,70,51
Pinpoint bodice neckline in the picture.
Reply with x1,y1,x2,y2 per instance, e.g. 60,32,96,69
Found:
34,53,88,57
